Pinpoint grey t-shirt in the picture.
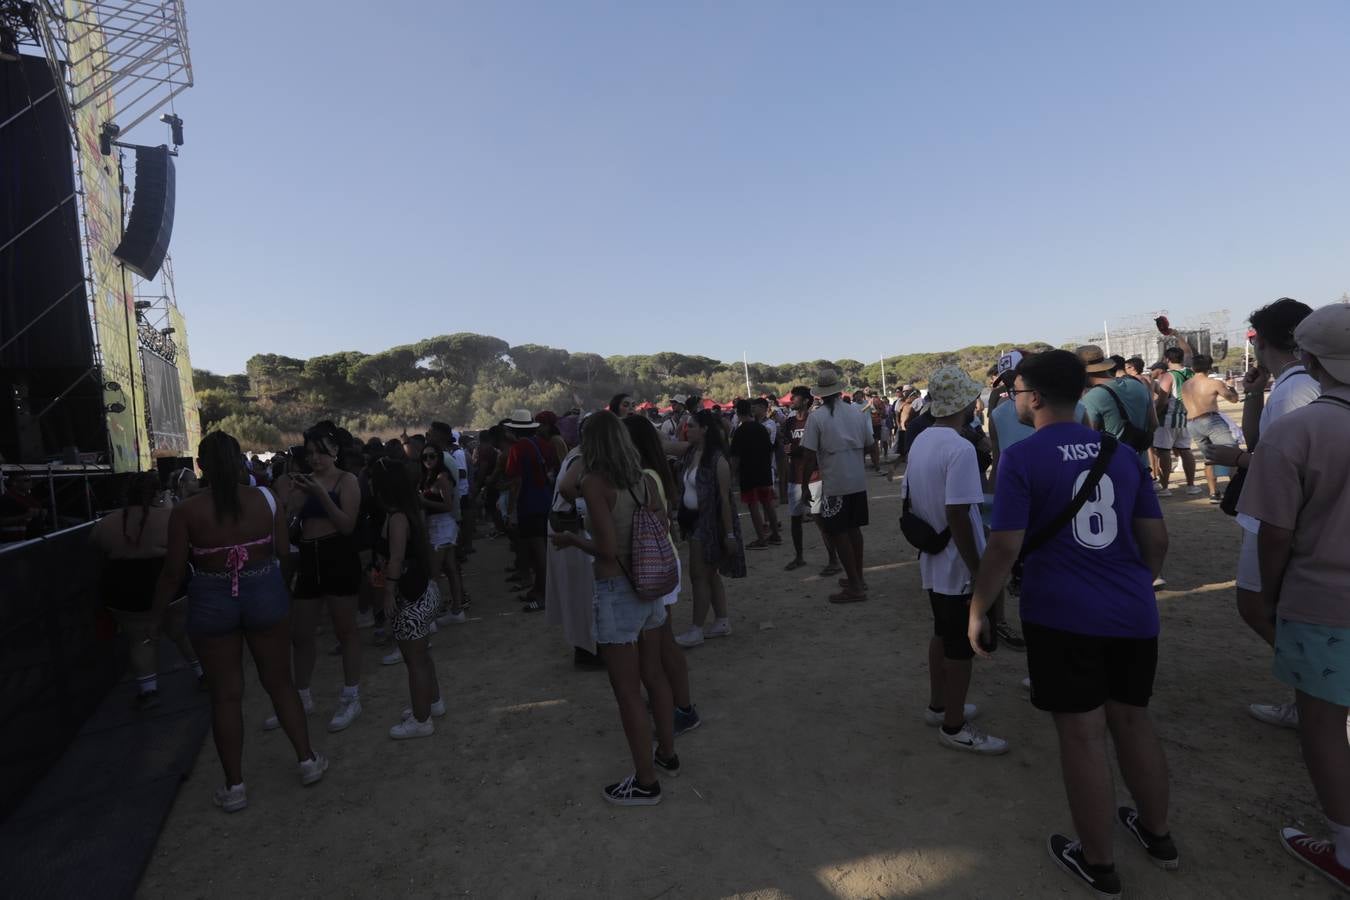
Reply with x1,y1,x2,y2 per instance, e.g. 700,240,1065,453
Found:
802,399,873,496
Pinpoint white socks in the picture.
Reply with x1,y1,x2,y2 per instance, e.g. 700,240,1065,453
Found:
341,684,359,701
298,687,312,705
1330,819,1350,868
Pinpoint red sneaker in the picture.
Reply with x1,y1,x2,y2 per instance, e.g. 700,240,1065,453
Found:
1280,827,1350,891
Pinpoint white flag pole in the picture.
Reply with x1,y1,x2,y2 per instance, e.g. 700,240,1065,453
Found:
743,351,752,396
879,353,887,395
1103,320,1111,356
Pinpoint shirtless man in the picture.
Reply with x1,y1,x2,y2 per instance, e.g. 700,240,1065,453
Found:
1152,334,1201,497
1180,353,1239,502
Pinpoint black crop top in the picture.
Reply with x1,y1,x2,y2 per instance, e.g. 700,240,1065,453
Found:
375,523,428,600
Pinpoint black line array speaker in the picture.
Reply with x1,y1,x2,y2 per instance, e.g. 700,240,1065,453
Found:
113,144,175,280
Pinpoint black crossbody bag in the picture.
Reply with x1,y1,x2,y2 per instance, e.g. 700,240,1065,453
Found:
1013,435,1118,579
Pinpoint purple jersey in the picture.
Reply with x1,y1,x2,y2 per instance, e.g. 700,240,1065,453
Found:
991,422,1162,638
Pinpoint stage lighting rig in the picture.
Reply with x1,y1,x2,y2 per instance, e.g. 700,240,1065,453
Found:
159,113,184,147
0,1,35,63
99,122,121,156
105,402,126,414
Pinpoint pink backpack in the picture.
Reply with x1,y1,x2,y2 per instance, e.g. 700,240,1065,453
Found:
624,477,679,601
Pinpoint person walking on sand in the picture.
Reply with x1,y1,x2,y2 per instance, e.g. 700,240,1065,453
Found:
782,386,839,574
801,370,873,603
968,350,1174,898
1180,353,1240,502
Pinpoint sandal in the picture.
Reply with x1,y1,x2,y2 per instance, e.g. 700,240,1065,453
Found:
837,577,869,591
784,559,807,571
819,564,842,577
828,590,868,604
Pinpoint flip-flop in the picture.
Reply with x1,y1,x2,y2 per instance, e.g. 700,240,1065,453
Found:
837,578,869,591
784,559,807,571
828,590,868,604
819,565,842,577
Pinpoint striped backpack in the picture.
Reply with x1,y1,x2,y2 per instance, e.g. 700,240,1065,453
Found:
622,477,679,601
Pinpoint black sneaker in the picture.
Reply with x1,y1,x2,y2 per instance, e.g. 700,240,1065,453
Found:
603,774,661,806
654,750,680,778
133,689,160,711
995,622,1026,651
674,705,702,736
1117,807,1179,870
1047,834,1121,897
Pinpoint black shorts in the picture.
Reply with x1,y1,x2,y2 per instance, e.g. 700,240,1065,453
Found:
517,512,548,540
1023,621,1158,713
929,591,976,661
295,532,363,598
819,491,869,535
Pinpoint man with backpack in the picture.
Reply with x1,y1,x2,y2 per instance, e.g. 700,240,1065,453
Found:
967,350,1173,899
1076,345,1157,471
1153,337,1201,497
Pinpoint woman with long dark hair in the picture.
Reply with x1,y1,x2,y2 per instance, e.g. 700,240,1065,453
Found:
154,431,325,812
607,393,634,417
551,411,677,805
669,409,744,648
623,414,702,734
418,445,465,625
279,421,364,733
369,457,444,738
91,470,200,708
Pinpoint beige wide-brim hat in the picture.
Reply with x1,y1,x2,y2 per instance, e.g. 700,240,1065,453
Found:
926,365,983,417
504,409,540,430
1074,344,1116,374
811,369,846,398
1296,303,1350,383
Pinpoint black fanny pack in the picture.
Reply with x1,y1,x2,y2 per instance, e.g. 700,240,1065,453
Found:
900,492,951,555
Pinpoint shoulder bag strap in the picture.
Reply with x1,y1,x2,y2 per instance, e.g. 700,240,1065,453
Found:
1097,384,1132,423
1019,435,1118,562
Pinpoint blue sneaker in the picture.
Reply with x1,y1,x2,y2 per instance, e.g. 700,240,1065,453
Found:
674,705,701,736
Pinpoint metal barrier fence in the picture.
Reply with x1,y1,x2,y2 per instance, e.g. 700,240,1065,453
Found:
0,522,124,818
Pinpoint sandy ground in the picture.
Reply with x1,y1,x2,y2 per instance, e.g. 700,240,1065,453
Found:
140,459,1341,899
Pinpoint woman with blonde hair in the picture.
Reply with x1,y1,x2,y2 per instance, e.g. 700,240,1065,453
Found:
551,411,677,805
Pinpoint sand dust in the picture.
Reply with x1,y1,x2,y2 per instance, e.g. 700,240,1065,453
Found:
139,470,1337,899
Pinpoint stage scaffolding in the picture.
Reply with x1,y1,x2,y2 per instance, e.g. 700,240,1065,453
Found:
1080,309,1240,371
2,1,194,469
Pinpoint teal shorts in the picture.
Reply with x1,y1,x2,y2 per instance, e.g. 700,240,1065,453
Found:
1273,618,1350,707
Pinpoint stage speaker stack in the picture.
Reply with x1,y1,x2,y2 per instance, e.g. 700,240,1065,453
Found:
113,145,176,280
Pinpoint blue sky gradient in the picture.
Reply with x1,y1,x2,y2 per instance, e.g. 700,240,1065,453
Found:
170,1,1350,373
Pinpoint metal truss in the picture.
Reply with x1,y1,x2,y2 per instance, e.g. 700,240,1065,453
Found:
33,0,192,140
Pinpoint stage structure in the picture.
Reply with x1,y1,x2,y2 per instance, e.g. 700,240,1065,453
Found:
1080,309,1236,372
0,0,197,475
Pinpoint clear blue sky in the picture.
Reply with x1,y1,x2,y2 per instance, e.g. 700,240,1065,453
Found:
170,1,1350,375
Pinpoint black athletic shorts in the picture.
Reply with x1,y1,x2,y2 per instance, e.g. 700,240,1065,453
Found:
295,532,363,598
819,491,869,535
1023,621,1158,714
517,512,548,540
929,591,975,661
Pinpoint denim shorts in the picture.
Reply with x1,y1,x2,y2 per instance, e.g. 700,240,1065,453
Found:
1186,412,1236,450
1274,618,1350,706
186,562,290,637
593,576,666,645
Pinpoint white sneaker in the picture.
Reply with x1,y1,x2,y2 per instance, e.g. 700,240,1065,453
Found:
925,703,978,727
381,648,403,666
389,717,435,740
263,693,313,731
1021,677,1032,691
1152,482,1164,493
675,626,705,648
705,620,732,638
1249,702,1299,729
298,752,328,785
1156,488,1173,497
213,782,247,812
1152,577,1167,589
937,722,1010,755
402,698,447,719
354,610,375,629
436,610,467,626
328,696,362,732
1185,485,1204,496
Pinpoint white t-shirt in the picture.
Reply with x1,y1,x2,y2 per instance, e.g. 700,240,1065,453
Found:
761,418,779,446
1237,365,1320,534
905,426,987,595
802,399,873,496
451,447,470,496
